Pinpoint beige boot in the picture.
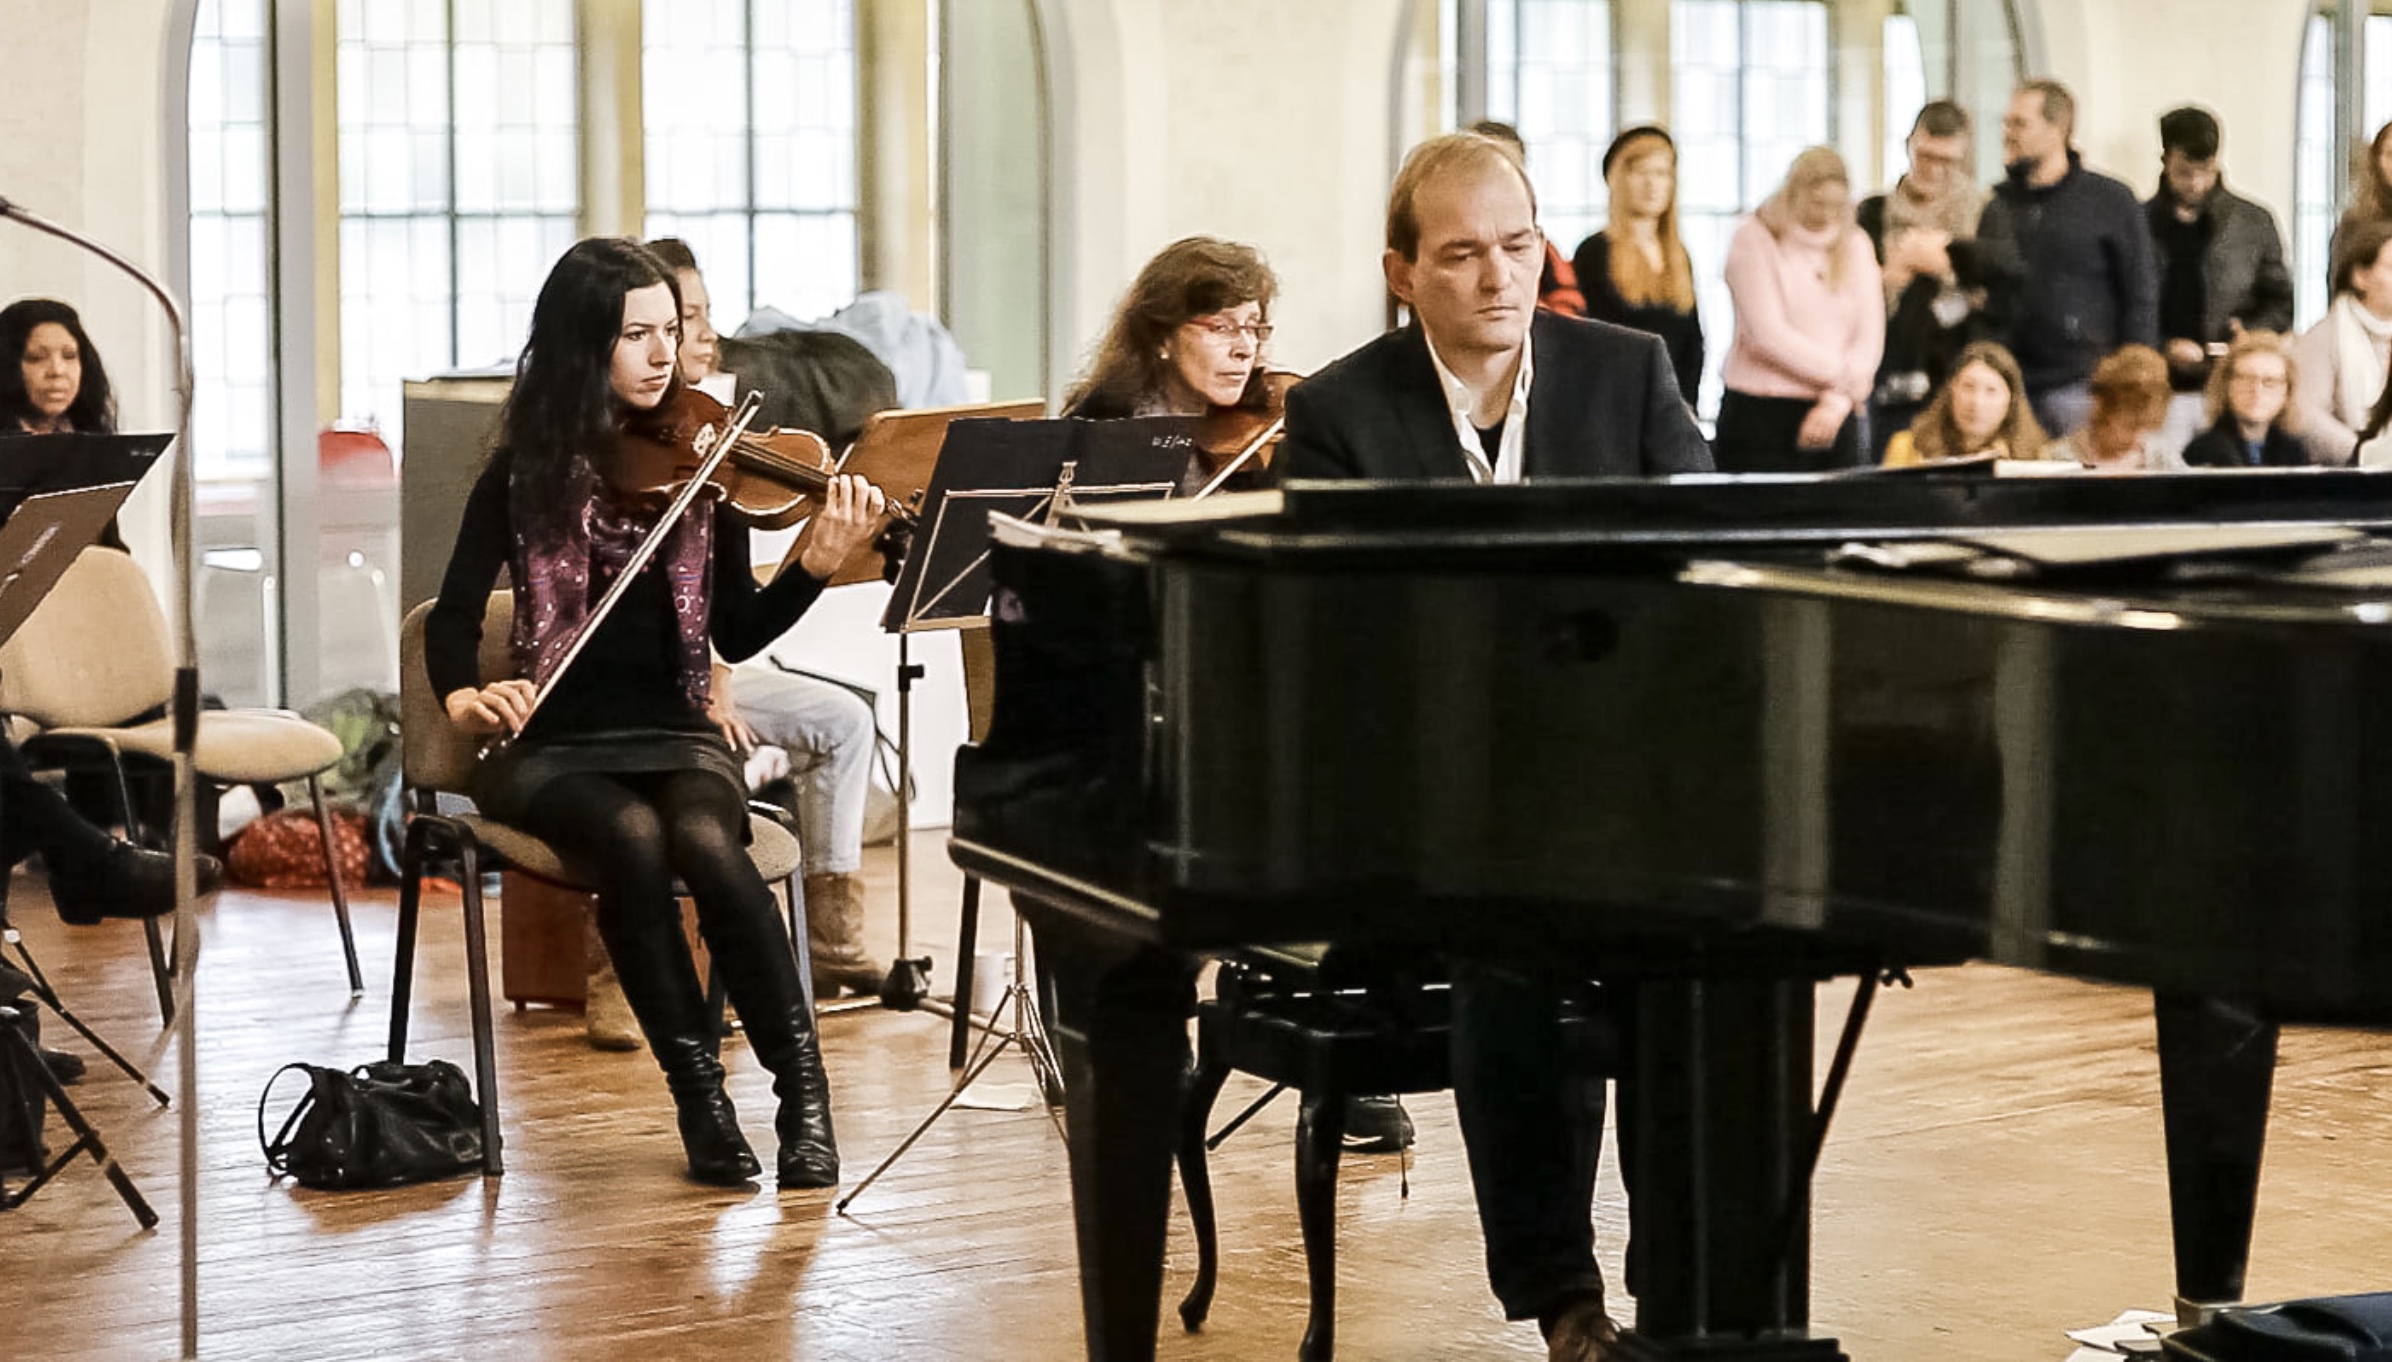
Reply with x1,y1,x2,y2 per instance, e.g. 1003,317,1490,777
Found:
803,871,884,998
583,913,643,1052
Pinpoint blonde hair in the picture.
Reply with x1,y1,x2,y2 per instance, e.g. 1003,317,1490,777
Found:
1754,147,1857,289
1602,129,1696,313
2202,330,2302,433
1386,132,1538,261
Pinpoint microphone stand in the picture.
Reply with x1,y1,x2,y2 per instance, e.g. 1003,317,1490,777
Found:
0,195,203,1359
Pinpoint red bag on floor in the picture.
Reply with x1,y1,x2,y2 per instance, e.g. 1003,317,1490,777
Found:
226,808,369,889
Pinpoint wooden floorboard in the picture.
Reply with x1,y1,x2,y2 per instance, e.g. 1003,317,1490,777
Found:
1,831,2387,1360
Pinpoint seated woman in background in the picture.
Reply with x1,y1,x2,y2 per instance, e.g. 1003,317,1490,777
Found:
2296,219,2392,465
1062,235,1283,491
2045,345,2182,472
0,297,125,548
1715,146,1885,473
2183,331,2309,468
1882,340,2044,466
1572,125,1704,407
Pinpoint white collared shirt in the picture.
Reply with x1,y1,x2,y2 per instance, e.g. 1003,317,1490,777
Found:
1423,327,1534,484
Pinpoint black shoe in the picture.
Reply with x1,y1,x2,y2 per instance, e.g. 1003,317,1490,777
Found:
672,1082,761,1187
49,843,224,926
39,1047,84,1085
1341,1094,1415,1153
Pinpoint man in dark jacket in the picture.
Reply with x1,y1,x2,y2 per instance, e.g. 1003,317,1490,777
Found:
2144,105,2294,457
1284,130,1710,1362
1968,79,2159,437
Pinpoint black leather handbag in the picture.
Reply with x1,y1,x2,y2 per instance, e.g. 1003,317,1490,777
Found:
257,1059,484,1190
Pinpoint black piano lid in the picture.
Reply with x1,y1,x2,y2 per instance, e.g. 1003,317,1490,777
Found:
1093,470,2392,560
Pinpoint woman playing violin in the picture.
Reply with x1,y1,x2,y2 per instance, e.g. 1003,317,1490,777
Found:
425,236,885,1189
1064,235,1279,422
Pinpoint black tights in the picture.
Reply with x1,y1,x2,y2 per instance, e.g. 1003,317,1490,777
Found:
0,737,115,875
507,768,792,1044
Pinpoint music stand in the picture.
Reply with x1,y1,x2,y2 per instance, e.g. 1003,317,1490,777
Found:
0,442,170,1230
839,417,1187,1215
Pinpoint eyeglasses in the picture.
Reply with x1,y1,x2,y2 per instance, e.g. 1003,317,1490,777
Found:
1185,317,1273,345
2226,370,2288,389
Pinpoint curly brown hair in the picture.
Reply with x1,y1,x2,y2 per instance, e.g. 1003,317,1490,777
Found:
1064,237,1277,417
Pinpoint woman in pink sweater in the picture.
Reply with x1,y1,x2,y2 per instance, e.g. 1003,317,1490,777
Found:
1716,147,1885,472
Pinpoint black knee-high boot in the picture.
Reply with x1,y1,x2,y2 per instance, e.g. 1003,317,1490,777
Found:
706,904,838,1189
599,913,760,1187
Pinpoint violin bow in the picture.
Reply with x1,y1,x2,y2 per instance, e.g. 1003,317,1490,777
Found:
1190,414,1284,500
484,390,768,755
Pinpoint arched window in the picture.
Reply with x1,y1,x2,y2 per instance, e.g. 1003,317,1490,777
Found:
334,0,581,438
641,0,861,333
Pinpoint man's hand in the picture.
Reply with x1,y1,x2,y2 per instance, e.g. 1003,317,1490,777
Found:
792,474,890,581
444,679,537,736
2165,338,2209,371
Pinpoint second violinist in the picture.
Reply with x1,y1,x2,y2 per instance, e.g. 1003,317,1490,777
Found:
425,236,886,1190
1063,235,1287,489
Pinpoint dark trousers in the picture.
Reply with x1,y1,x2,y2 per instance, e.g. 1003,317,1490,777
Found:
1713,390,1864,474
1451,959,1630,1321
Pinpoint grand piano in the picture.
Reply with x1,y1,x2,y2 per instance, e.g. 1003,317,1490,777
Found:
948,471,2392,1361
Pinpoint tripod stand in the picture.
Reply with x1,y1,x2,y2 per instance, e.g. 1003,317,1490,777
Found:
0,1002,157,1228
836,906,1064,1214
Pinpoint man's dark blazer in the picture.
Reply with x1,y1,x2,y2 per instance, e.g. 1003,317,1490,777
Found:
1279,311,1714,481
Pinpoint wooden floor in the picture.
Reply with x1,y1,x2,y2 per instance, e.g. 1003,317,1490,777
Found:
3,832,2389,1361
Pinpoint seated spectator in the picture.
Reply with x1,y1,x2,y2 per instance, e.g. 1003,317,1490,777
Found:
2294,219,2392,465
2183,331,2309,468
2044,345,2182,471
1717,146,1884,472
1882,341,2044,466
1572,126,1704,407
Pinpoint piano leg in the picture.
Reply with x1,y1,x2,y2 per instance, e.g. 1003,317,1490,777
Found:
2153,991,2278,1325
1618,976,1847,1361
1020,901,1202,1362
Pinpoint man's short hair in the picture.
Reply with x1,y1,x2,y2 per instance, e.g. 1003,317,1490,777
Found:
1466,120,1527,157
643,237,699,273
2021,78,2076,137
1385,132,1538,260
1911,99,1970,141
2160,106,2221,161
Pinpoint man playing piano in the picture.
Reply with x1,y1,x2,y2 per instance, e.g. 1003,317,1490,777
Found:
1280,131,1713,1362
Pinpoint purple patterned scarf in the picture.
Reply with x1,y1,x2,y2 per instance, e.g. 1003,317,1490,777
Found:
510,484,718,712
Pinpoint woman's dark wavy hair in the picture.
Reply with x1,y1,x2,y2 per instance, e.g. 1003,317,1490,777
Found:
496,237,681,547
1063,237,1277,416
0,298,115,433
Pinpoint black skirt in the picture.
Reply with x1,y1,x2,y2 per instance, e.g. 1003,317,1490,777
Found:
471,726,745,826
1713,390,1864,474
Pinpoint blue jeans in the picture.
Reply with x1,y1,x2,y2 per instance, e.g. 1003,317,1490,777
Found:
725,665,875,877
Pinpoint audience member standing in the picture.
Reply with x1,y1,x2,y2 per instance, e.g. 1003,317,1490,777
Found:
2143,107,2293,458
2329,120,2392,297
1972,80,2158,438
1468,121,1587,318
1859,101,1988,459
1716,147,1883,472
2044,345,2181,471
2294,220,2392,465
2183,331,2309,468
1572,126,1704,407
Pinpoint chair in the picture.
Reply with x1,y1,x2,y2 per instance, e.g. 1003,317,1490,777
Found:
390,596,807,1176
0,546,359,1021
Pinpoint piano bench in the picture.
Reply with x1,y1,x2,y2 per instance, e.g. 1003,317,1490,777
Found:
1175,950,1608,1362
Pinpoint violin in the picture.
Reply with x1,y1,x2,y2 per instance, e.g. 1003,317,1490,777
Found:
1190,369,1299,497
610,384,918,530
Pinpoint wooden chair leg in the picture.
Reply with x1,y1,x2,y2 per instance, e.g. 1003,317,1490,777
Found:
1294,1089,1348,1362
948,874,981,1069
1176,1020,1234,1333
306,775,364,996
